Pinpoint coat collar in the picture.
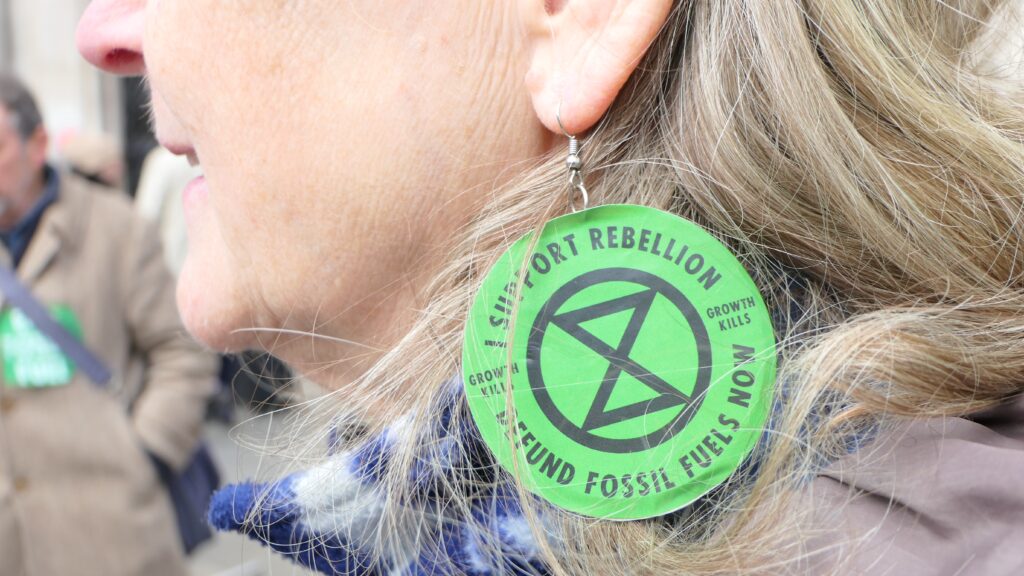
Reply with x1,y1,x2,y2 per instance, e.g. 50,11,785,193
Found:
15,170,91,284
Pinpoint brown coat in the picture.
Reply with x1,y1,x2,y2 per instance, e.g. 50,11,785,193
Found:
809,396,1024,574
0,172,218,576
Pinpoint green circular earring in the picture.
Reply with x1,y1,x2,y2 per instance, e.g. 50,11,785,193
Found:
462,104,777,520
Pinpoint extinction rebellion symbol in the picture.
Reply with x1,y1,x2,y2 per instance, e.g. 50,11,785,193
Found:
528,267,712,454
462,204,776,520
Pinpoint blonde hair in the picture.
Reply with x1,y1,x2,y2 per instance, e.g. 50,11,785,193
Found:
281,1,1024,573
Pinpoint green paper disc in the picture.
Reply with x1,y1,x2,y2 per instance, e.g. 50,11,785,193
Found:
462,204,776,520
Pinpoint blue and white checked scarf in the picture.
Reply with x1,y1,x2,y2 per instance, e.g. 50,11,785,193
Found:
208,387,551,575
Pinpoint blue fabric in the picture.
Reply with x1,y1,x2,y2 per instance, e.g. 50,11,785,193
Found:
152,445,220,554
209,475,381,575
0,165,59,268
209,384,551,575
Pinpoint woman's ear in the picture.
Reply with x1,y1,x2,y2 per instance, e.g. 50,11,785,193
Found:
520,0,673,136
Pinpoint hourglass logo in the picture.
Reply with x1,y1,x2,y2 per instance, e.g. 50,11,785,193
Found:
527,267,712,454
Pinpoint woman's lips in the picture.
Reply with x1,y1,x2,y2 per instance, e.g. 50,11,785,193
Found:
161,141,193,156
159,140,200,167
182,174,209,220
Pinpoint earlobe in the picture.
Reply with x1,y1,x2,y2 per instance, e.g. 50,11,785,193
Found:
521,0,674,136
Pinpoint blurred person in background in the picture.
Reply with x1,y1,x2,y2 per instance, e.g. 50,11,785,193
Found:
135,145,196,276
0,73,218,576
58,130,124,190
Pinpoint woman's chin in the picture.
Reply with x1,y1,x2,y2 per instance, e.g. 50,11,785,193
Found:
175,255,254,353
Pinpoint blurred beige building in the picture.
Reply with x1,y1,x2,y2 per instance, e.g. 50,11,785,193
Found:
0,0,122,152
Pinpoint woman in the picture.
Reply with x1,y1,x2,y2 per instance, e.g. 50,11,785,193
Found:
78,1,1024,574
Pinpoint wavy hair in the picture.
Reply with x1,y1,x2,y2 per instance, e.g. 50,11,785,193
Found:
269,1,1024,574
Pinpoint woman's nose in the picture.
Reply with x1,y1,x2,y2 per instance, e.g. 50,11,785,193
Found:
76,0,147,75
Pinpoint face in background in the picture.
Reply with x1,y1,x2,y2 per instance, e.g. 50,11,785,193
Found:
0,107,47,230
78,1,550,380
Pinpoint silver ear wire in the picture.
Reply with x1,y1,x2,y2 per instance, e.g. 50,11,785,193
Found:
557,100,589,213
556,100,572,139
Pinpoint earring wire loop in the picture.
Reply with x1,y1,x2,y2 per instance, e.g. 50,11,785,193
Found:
556,100,573,139
569,172,589,213
557,100,589,213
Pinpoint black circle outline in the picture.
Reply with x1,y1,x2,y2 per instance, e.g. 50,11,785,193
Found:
527,267,712,453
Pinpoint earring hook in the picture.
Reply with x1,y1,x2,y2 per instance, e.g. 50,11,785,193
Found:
557,99,588,212
556,100,574,139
